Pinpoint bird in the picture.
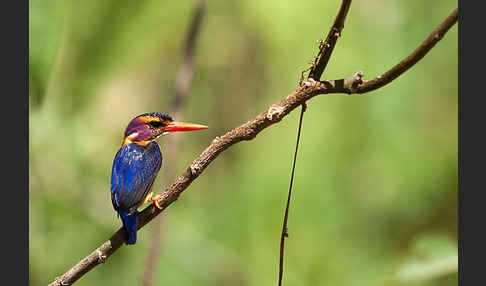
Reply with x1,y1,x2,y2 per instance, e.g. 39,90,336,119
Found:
110,112,207,245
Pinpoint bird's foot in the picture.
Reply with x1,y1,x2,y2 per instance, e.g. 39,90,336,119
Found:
149,194,164,209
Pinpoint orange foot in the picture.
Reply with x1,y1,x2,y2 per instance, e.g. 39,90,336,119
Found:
149,194,164,209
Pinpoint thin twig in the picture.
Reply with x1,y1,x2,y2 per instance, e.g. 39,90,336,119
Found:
48,7,457,286
278,103,306,286
355,8,458,94
139,1,206,285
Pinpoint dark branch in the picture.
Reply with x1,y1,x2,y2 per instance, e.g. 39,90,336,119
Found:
278,104,306,286
48,7,457,286
172,0,206,110
308,0,353,81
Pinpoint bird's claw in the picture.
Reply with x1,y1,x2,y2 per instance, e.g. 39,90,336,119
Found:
149,195,164,209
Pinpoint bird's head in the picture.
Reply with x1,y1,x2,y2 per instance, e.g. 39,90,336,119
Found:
122,112,208,146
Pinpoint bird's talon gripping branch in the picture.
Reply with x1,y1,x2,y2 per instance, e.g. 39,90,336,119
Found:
149,195,164,210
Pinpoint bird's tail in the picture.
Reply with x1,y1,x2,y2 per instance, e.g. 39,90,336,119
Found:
119,210,138,245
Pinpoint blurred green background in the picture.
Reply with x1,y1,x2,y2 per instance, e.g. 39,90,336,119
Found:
29,0,458,285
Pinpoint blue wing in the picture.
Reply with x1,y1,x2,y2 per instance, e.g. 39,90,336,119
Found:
110,142,162,215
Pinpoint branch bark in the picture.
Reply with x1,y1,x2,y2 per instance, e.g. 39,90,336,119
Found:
48,6,457,286
307,0,352,81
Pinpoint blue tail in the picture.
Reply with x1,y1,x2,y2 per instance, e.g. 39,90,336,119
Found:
119,210,138,245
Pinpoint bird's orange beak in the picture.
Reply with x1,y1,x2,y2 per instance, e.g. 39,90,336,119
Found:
164,121,208,132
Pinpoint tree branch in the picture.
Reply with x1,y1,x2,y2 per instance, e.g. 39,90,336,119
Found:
48,6,457,286
355,8,458,94
307,0,352,81
172,0,206,110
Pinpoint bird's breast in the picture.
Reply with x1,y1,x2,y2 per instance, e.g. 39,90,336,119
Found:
111,141,162,212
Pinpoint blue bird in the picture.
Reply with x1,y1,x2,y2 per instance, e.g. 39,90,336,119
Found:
111,112,207,245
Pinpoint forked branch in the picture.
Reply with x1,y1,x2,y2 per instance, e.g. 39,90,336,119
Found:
49,6,458,286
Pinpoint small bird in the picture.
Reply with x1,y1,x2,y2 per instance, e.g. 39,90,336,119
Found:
111,112,207,245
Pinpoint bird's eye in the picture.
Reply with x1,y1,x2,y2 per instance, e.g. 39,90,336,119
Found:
149,121,164,128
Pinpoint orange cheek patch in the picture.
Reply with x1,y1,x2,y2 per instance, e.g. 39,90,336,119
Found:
122,138,132,147
134,140,150,146
122,137,150,147
122,132,140,147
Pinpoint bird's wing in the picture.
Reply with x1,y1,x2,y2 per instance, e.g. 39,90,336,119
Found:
111,142,162,214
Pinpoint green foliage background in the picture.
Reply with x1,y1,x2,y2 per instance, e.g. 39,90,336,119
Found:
29,0,458,285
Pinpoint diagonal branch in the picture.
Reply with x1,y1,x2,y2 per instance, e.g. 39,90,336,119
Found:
46,73,364,286
354,8,458,94
48,7,457,286
307,0,352,81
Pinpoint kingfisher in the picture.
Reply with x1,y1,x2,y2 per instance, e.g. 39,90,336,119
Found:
111,112,207,245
